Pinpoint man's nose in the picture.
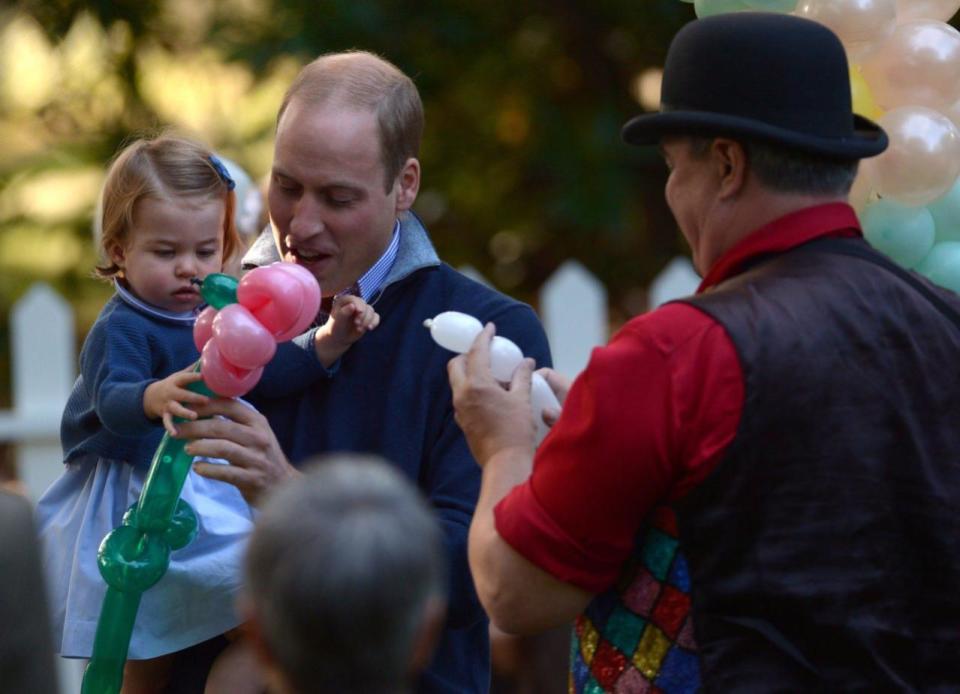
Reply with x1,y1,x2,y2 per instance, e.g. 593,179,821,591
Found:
286,195,324,244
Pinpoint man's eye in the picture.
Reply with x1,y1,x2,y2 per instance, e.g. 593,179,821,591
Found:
328,196,355,208
274,176,299,192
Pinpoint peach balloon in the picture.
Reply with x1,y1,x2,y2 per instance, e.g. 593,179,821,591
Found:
193,306,217,353
860,20,960,110
872,106,960,206
212,303,277,370
269,262,321,340
794,0,896,54
848,159,878,213
200,339,264,398
236,265,305,339
895,0,960,21
944,98,960,130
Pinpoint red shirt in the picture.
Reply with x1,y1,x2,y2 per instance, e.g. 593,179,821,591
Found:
495,204,862,593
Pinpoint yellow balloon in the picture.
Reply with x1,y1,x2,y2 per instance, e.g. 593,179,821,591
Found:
850,65,883,121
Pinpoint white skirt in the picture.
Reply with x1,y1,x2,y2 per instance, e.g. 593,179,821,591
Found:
36,453,254,660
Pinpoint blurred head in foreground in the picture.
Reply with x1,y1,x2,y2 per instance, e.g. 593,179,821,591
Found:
244,455,447,694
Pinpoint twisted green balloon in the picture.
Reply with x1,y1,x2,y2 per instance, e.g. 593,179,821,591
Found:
81,274,238,694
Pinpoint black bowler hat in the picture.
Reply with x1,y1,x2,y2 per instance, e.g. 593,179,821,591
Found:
622,12,888,159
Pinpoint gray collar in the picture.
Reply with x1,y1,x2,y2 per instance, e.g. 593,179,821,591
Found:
240,211,439,294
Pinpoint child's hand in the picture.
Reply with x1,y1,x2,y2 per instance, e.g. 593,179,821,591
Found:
331,294,380,341
143,366,209,436
314,295,380,367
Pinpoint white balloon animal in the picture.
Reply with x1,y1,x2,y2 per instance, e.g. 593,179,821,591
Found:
424,311,561,445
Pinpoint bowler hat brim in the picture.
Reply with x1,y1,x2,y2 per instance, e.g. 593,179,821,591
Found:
622,110,888,160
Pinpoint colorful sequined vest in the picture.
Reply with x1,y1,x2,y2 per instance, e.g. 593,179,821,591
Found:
570,506,699,693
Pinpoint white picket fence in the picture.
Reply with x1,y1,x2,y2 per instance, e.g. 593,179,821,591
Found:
0,257,699,693
0,257,701,501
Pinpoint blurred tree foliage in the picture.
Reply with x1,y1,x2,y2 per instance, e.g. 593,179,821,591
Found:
0,0,695,404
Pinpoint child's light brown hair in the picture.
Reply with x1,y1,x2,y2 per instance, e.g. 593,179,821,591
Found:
94,134,241,278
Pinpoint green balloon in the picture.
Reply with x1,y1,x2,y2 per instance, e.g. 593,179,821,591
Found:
164,499,199,551
862,199,936,269
122,498,198,550
927,179,960,243
97,526,170,593
743,0,797,11
83,326,226,692
917,241,960,294
81,590,140,694
199,273,238,309
694,0,751,17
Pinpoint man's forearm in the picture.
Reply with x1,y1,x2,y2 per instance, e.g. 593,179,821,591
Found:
468,449,591,634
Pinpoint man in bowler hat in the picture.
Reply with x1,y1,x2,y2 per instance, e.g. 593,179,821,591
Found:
448,12,960,692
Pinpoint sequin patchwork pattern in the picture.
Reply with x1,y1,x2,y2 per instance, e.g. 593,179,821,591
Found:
569,506,700,693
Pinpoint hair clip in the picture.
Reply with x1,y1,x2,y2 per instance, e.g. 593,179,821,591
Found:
208,154,236,191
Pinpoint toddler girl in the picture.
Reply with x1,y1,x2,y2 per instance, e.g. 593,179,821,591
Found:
36,134,376,692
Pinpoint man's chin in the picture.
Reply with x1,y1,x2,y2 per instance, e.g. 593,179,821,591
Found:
287,258,344,293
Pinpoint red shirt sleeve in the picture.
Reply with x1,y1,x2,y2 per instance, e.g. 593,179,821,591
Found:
494,302,744,593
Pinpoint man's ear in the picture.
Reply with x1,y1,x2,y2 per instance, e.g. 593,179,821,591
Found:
394,157,421,213
712,138,749,200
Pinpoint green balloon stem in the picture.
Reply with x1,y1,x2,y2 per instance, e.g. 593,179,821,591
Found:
81,589,141,694
84,300,233,692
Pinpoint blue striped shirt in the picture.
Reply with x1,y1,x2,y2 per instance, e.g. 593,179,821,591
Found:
333,219,400,305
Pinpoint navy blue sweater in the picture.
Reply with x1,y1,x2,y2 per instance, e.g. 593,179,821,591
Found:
244,214,552,693
61,287,330,470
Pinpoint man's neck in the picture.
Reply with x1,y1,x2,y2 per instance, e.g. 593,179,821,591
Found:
701,190,848,275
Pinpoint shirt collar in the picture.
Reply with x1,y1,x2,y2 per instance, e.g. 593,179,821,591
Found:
114,279,200,325
353,219,401,302
697,202,862,293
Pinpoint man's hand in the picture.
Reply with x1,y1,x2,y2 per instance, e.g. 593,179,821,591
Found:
536,367,570,427
143,366,209,436
314,295,380,367
175,398,300,506
447,323,537,467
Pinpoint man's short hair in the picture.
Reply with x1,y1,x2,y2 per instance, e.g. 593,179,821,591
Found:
689,136,859,197
278,51,424,192
244,455,446,694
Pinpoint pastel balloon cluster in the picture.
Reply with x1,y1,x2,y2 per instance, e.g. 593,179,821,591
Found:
193,263,321,397
677,0,960,291
424,311,561,445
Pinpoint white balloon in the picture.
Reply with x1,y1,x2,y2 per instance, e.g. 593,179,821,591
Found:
423,311,483,353
531,372,562,444
424,310,562,445
489,336,524,382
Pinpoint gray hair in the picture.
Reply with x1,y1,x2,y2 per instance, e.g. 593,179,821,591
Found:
688,136,859,197
245,455,446,694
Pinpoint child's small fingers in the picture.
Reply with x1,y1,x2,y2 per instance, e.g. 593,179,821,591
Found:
170,403,198,421
176,370,204,383
177,390,209,405
162,413,178,437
